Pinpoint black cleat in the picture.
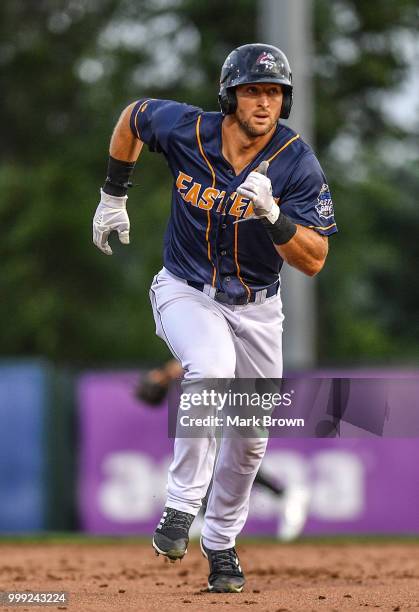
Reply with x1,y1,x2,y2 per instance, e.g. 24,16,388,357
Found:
200,537,245,593
152,507,195,561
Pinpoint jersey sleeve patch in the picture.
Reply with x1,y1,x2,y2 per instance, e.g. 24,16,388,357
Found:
279,152,337,236
315,184,334,220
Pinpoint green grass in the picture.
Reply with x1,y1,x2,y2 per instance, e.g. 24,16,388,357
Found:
0,533,418,545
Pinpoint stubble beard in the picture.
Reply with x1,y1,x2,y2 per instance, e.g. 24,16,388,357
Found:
236,114,278,139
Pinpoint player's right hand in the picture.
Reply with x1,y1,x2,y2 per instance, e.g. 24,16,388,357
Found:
92,189,130,255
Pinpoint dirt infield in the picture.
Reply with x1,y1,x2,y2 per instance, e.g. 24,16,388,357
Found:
0,539,418,611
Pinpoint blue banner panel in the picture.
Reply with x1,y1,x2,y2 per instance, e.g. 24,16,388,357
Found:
0,361,48,532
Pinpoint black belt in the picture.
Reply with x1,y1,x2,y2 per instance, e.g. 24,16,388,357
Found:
187,279,280,306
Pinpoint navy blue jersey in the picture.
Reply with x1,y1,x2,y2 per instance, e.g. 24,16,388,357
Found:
130,98,337,300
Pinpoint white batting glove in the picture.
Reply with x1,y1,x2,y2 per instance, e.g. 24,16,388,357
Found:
93,189,130,255
237,163,280,224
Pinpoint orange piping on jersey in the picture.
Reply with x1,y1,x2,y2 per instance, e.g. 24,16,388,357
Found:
133,100,150,139
196,114,217,287
234,223,251,300
308,222,336,231
267,134,300,163
230,135,300,300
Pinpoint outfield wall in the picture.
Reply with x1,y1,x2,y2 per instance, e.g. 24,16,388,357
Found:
0,361,76,533
77,371,419,536
1,363,418,535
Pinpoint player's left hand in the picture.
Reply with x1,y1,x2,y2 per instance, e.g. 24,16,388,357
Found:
93,189,130,255
237,163,279,224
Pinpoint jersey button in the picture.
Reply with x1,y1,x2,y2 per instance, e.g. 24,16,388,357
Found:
225,276,231,282
221,224,227,229
220,250,226,256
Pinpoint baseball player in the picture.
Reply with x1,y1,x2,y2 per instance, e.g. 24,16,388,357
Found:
93,43,337,593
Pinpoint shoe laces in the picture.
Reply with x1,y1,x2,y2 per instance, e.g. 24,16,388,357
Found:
210,548,242,576
162,508,194,532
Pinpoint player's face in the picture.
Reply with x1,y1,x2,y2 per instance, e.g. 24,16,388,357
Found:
235,83,283,138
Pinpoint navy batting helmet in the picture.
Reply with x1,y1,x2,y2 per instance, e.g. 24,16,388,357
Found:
218,43,293,119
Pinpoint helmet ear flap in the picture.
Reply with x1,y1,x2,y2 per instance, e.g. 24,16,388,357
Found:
218,88,237,115
280,87,293,119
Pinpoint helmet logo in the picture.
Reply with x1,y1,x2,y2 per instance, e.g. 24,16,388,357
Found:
255,51,276,71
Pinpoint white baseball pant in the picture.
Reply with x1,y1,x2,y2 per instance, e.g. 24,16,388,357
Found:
150,267,284,549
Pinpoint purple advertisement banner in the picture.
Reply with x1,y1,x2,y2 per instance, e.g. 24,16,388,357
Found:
77,371,419,536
